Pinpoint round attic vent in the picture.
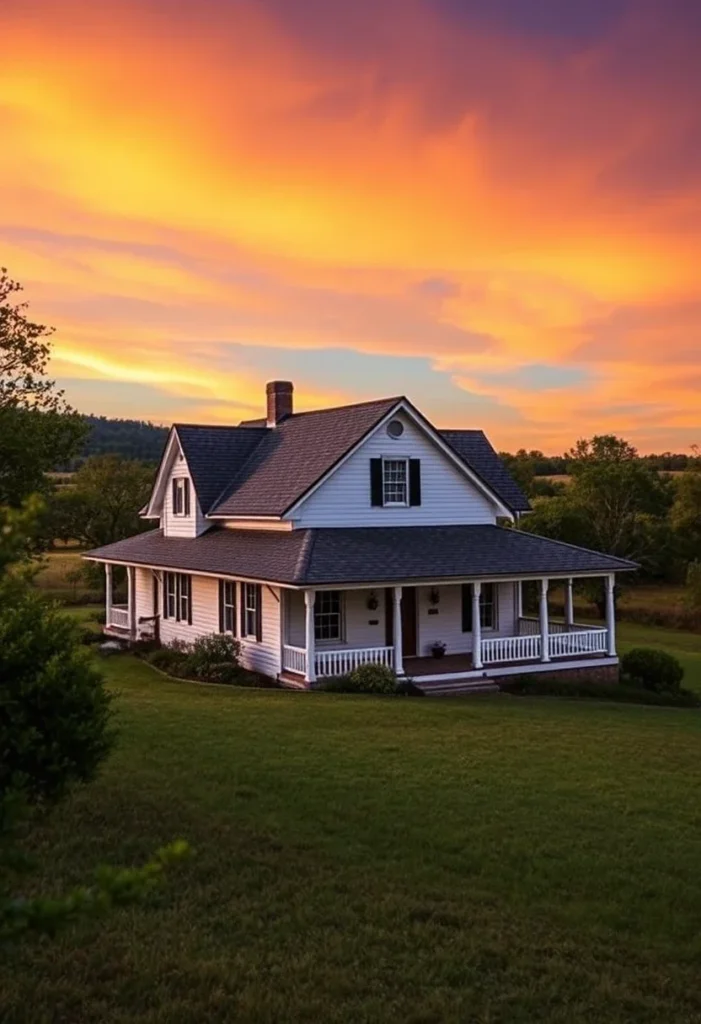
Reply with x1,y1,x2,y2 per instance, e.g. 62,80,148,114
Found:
387,419,404,439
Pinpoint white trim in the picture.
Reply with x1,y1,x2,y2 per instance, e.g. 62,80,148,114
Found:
143,428,181,519
282,399,514,521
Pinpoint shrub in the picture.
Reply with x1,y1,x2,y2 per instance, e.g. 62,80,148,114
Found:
184,633,241,680
348,663,397,694
146,646,190,675
621,648,685,693
0,578,115,809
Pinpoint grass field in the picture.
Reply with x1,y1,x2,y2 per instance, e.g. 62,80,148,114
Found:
2,655,701,1024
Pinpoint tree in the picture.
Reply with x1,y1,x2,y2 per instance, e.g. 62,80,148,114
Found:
47,455,154,549
670,447,701,564
0,502,188,940
564,435,672,564
0,269,86,506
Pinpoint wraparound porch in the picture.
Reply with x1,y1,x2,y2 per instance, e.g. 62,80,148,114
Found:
281,575,617,683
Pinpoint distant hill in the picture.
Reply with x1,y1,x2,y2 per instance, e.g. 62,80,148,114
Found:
59,416,170,469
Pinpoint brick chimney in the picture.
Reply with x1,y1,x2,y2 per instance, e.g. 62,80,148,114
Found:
266,380,294,427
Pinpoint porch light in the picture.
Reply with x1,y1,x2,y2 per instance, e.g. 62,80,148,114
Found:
366,591,379,611
428,588,440,606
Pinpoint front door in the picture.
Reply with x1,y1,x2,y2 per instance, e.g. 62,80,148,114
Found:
401,586,417,658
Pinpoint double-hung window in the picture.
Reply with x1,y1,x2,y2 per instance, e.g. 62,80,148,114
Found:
163,572,192,624
219,580,236,634
314,591,343,642
172,477,190,516
461,583,497,632
242,583,262,640
382,458,408,506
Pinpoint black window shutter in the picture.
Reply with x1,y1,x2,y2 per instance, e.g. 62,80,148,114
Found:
187,576,192,625
409,459,421,506
172,478,178,513
153,574,159,615
184,479,191,516
218,580,224,632
370,459,383,506
162,575,169,619
175,574,181,622
461,584,473,633
240,582,246,636
255,585,263,642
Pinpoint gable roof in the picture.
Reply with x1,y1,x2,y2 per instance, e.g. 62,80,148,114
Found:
441,430,530,513
148,396,529,520
208,397,401,517
84,524,638,584
174,423,267,515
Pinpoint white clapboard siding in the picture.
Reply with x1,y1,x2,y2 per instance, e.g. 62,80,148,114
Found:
149,569,281,678
284,588,388,651
162,451,207,538
289,410,498,527
415,582,516,657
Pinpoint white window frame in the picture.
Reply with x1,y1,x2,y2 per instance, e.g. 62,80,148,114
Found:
165,572,177,619
172,477,190,517
222,580,236,635
382,457,409,507
177,573,191,622
243,583,259,639
314,591,345,644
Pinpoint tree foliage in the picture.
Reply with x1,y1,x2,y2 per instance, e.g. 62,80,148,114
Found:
0,502,188,941
0,269,86,505
47,455,154,548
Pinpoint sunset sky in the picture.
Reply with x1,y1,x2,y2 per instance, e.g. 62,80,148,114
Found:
2,0,700,452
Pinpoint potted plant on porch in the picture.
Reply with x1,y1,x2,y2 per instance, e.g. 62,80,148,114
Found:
430,641,447,660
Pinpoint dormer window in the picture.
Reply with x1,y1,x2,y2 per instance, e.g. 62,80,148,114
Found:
382,458,408,506
172,477,191,517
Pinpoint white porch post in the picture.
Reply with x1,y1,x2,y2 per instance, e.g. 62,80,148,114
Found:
472,581,483,670
393,587,404,676
515,580,523,620
105,563,113,627
565,578,575,630
127,565,136,641
539,577,550,662
304,589,316,684
605,573,617,656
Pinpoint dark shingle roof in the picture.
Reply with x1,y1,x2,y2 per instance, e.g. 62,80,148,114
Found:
168,401,529,519
86,525,637,585
174,424,267,514
209,397,401,516
441,430,530,512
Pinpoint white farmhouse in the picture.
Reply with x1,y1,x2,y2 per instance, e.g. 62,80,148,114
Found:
85,382,636,692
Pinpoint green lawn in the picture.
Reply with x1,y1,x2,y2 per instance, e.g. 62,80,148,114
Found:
3,657,701,1023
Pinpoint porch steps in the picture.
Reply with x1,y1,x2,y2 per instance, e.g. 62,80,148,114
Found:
417,679,500,697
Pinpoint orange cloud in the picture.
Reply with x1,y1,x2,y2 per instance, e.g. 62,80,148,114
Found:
0,0,700,450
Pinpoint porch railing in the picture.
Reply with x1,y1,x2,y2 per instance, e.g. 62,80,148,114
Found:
282,645,307,676
315,646,394,678
482,634,542,664
548,630,607,658
481,628,607,664
109,605,130,630
282,644,395,678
